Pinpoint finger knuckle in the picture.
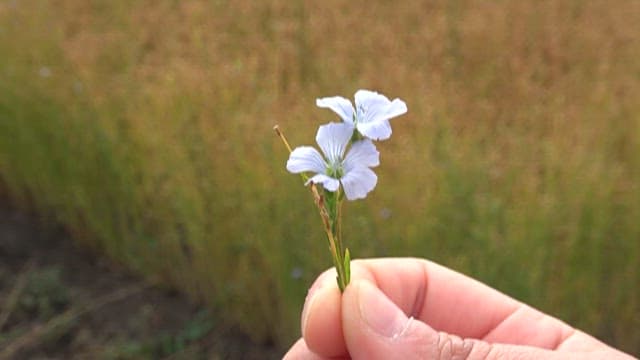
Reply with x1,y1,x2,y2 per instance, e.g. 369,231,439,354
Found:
436,332,477,360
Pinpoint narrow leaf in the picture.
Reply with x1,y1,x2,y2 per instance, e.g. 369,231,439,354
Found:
344,248,351,286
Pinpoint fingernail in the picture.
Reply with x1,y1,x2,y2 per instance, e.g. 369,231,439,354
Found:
357,281,409,338
301,287,319,336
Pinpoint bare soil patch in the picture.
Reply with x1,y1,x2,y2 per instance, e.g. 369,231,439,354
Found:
0,202,281,359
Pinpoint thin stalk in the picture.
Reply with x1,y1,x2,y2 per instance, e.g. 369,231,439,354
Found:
332,189,348,290
335,190,344,259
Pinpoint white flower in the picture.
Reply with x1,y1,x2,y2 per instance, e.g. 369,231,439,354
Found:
316,89,407,141
286,122,379,200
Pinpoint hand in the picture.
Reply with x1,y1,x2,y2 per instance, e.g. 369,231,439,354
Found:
284,258,635,360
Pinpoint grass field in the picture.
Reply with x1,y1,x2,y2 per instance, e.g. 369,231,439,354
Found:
1,0,639,354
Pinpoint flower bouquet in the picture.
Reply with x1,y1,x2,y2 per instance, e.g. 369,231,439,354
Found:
276,90,407,291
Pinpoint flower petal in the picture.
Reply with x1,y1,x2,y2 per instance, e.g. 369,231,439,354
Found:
354,90,391,123
307,173,340,192
357,119,392,141
316,96,355,123
355,89,391,111
384,98,408,119
286,146,326,174
315,122,354,163
344,139,379,170
354,90,407,130
341,166,378,200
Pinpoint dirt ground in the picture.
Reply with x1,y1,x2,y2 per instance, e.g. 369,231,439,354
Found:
0,202,282,359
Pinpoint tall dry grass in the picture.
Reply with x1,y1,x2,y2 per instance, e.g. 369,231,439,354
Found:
1,0,639,353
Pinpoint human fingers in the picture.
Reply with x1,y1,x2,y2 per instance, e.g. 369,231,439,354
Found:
302,258,592,358
342,280,634,360
300,269,347,357
351,258,572,345
282,338,346,360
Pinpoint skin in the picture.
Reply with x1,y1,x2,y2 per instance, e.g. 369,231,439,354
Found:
284,258,636,360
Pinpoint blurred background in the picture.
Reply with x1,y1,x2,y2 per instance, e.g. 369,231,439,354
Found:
1,0,638,358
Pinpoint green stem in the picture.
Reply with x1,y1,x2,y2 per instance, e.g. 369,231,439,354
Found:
326,189,349,291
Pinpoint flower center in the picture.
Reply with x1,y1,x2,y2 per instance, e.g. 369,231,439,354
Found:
356,104,368,122
326,159,344,179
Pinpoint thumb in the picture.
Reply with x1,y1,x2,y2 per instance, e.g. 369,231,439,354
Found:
341,280,573,360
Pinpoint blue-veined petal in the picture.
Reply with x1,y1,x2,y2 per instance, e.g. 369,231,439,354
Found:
355,90,407,124
354,90,391,125
383,98,408,120
354,90,390,115
315,122,354,164
343,139,379,170
316,96,355,123
307,173,340,192
340,166,378,200
286,146,326,174
357,119,393,141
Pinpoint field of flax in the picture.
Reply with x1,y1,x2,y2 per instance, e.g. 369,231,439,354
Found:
1,0,639,354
